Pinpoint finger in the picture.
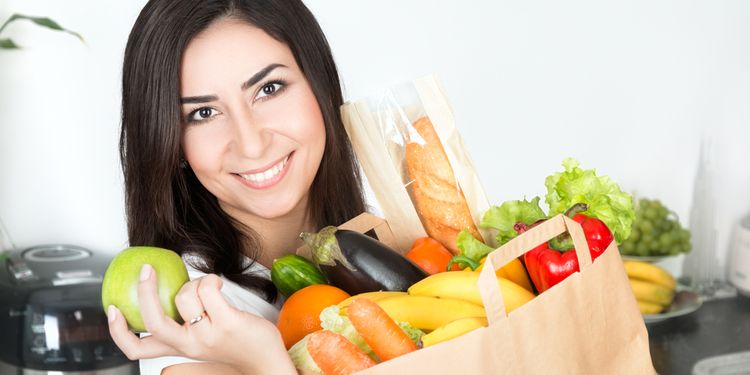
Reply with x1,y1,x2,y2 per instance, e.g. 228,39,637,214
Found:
174,279,206,325
137,264,186,345
196,274,235,322
107,305,177,360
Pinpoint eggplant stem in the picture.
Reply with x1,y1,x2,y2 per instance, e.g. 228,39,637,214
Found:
301,226,357,271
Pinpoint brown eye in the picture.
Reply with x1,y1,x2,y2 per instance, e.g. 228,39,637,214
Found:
262,84,276,95
199,108,212,118
187,107,219,123
256,82,284,100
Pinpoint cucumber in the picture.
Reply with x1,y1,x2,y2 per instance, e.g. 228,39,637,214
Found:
271,254,328,297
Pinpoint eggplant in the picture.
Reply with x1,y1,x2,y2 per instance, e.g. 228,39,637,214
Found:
300,226,427,295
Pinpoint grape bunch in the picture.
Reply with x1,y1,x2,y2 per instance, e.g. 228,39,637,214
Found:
619,198,692,256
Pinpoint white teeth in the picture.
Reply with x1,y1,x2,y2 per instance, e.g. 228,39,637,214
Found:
239,155,288,183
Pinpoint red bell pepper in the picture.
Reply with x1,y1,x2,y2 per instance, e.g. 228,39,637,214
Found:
520,213,614,293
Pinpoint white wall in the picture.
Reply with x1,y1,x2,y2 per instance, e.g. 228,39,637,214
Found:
1,1,749,277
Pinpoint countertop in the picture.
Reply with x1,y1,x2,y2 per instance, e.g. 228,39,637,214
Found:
647,294,750,374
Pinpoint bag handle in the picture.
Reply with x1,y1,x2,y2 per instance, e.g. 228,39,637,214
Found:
477,214,592,325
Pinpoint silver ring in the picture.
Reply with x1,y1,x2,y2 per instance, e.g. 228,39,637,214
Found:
189,311,207,325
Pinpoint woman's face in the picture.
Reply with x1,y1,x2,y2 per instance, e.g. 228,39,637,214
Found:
179,18,326,222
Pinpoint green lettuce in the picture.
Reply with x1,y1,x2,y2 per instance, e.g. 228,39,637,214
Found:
480,197,548,245
455,198,547,261
287,306,372,372
397,321,425,345
319,306,374,357
456,230,495,262
544,157,635,243
287,336,320,374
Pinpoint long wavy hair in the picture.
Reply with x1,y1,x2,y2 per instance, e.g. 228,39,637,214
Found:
120,0,365,302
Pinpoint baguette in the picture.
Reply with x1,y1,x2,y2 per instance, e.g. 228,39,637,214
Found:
405,116,482,254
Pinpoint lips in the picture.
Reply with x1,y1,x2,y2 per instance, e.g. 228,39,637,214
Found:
234,152,293,189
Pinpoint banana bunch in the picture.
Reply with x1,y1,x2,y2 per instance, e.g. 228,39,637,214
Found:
421,317,488,347
408,271,535,312
338,290,486,330
624,260,676,314
338,272,535,346
375,294,486,331
337,291,405,314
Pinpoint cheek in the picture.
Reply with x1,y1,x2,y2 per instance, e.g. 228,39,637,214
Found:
182,127,226,175
293,90,327,155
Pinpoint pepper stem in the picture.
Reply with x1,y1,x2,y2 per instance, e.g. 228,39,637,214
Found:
446,255,481,271
514,222,530,234
564,203,589,218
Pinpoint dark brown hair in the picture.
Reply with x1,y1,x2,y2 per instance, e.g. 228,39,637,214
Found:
120,0,365,302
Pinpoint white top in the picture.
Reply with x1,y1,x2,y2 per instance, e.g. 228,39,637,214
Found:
139,255,282,375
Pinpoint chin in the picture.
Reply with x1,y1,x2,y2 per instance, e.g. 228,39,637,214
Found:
249,194,306,220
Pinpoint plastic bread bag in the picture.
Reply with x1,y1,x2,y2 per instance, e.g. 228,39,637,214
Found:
341,75,491,254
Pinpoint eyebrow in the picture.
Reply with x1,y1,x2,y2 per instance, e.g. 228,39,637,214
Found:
240,63,286,91
179,63,287,105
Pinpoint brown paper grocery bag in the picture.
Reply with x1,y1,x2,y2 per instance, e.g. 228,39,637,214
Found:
358,214,655,375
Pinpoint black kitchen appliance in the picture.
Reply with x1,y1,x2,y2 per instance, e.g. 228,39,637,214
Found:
0,245,138,374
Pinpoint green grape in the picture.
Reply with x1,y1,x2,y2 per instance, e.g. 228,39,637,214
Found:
658,233,672,249
656,206,669,220
657,220,669,232
621,241,635,254
682,242,692,253
628,197,695,256
643,237,655,253
636,242,649,256
640,220,654,235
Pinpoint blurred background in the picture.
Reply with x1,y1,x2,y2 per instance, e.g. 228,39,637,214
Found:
1,0,749,279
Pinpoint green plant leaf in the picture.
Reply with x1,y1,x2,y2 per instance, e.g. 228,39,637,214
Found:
0,38,20,49
0,14,84,44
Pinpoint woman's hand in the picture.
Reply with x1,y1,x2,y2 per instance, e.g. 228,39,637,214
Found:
107,264,296,375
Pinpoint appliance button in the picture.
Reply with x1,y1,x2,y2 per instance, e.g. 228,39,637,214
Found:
9,262,35,281
72,348,83,362
56,270,93,279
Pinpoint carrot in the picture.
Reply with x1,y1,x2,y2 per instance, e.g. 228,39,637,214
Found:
347,298,417,361
307,330,376,375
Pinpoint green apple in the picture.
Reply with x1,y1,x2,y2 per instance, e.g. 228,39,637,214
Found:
101,246,189,332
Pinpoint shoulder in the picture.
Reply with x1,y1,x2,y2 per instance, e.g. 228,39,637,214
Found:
181,254,281,323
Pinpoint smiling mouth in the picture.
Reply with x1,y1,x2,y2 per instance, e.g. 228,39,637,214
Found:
234,152,293,188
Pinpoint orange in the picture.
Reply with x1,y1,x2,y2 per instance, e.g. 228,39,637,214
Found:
276,284,350,349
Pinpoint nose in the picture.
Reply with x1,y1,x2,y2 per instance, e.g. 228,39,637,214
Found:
227,106,272,160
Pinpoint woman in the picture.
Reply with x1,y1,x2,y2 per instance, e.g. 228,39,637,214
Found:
107,0,366,373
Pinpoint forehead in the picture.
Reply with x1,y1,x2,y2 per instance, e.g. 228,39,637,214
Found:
180,18,294,93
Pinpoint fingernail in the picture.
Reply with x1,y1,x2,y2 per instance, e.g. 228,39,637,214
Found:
140,264,152,281
108,305,117,323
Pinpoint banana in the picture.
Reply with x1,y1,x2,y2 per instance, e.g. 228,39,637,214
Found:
375,294,486,331
637,300,665,315
337,291,406,313
629,278,675,306
408,271,535,313
476,257,534,293
421,317,488,348
623,260,676,290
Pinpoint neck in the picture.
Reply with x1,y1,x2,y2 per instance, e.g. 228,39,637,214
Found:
223,196,316,269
